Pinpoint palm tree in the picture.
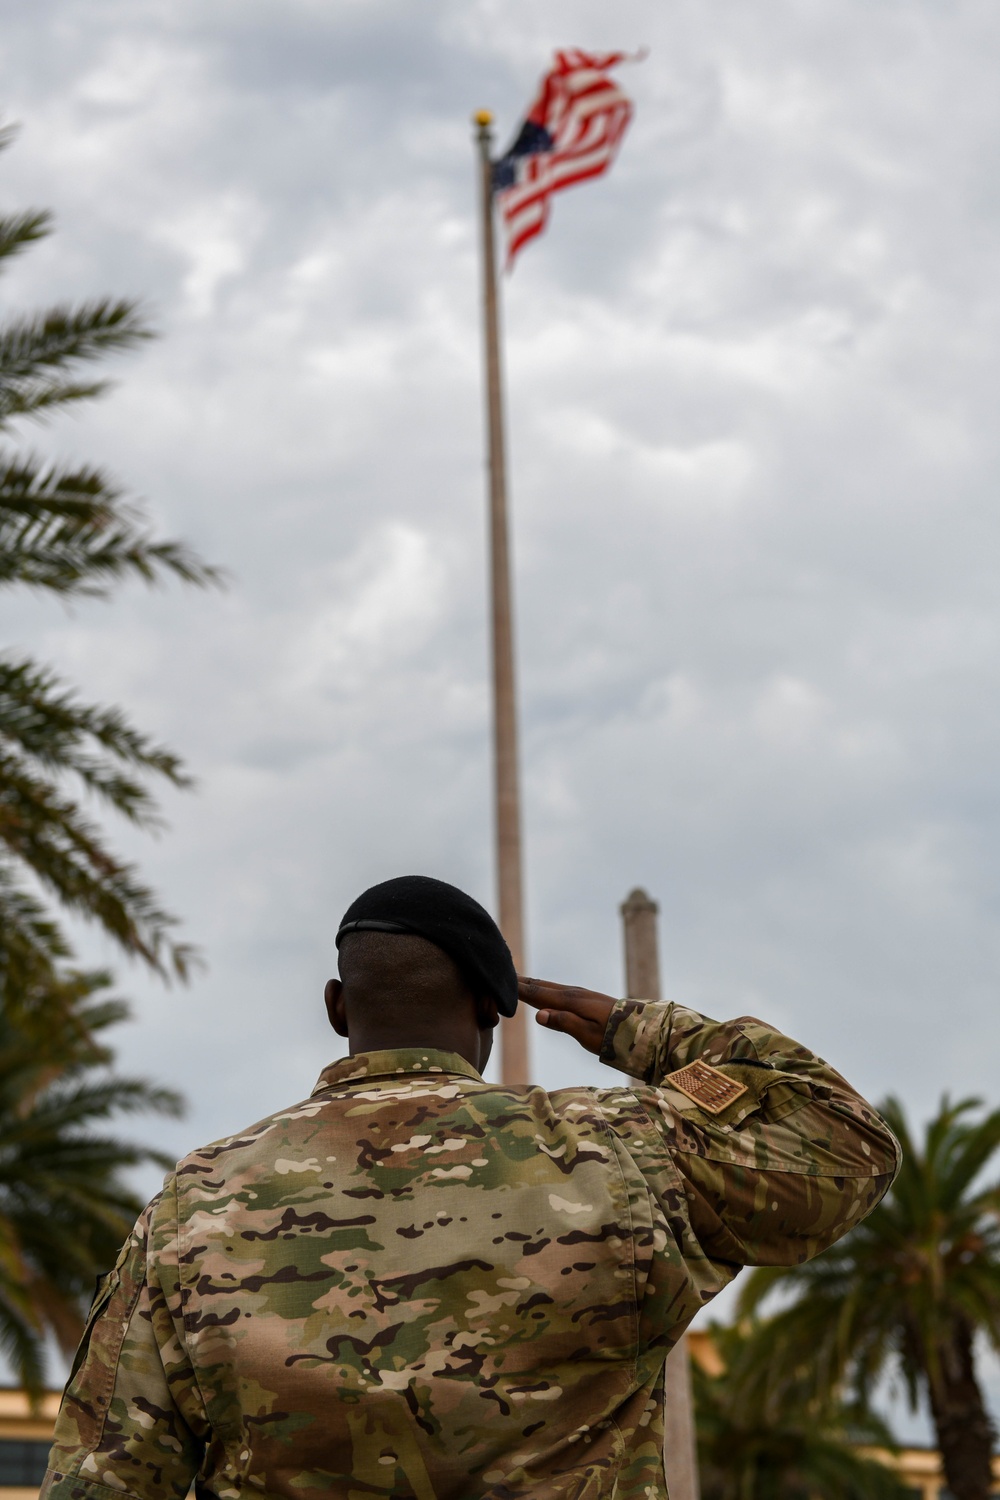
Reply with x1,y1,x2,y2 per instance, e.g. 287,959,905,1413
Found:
694,1321,908,1500
738,1095,1000,1500
0,122,220,987
0,962,182,1395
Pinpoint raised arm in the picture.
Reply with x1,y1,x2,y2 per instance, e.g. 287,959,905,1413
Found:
520,977,900,1268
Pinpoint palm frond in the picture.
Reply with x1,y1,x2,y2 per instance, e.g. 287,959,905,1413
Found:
0,456,223,597
0,299,151,380
694,1319,909,1500
0,1305,47,1403
0,768,197,979
0,300,153,432
0,210,51,267
18,1075,184,1134
939,1109,1000,1210
739,1094,1000,1496
0,969,185,1389
0,871,131,1073
0,136,225,993
0,654,191,811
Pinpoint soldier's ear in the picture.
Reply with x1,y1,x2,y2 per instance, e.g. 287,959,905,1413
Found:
325,978,349,1037
475,993,500,1031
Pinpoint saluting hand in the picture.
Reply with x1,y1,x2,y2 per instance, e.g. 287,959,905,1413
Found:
517,976,617,1056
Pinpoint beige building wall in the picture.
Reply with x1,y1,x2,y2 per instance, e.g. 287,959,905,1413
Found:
0,1389,61,1499
869,1444,1000,1500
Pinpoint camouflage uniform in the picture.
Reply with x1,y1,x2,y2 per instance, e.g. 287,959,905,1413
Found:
43,1000,899,1500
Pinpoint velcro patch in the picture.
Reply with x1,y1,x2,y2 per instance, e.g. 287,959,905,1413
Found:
665,1059,748,1115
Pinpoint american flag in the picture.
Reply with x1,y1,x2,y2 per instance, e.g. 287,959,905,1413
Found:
492,50,639,268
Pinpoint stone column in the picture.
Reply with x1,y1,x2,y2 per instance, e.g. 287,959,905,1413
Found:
620,888,700,1500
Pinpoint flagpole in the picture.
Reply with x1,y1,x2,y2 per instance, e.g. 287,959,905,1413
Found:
474,109,529,1086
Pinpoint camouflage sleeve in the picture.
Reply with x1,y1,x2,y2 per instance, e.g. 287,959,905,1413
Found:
599,999,900,1266
42,1178,207,1500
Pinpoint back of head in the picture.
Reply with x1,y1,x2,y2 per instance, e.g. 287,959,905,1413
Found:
333,877,513,1063
336,874,517,1017
335,929,492,1057
337,929,471,1017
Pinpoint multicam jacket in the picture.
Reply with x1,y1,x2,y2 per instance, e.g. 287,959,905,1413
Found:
43,1000,899,1500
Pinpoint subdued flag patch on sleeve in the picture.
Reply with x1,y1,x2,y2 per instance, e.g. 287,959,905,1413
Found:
664,1060,748,1115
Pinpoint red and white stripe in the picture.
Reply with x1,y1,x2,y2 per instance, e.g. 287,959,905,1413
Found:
497,50,636,267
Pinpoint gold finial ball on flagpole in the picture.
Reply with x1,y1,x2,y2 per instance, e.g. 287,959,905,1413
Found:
473,109,493,127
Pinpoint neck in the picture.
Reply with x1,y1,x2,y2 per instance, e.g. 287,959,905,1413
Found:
347,1025,485,1072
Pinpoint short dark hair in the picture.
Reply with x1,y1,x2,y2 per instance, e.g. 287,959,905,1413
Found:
337,930,473,1010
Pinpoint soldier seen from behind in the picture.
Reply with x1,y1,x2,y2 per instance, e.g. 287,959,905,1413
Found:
43,875,899,1500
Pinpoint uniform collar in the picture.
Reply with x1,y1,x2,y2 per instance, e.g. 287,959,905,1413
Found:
311,1048,483,1094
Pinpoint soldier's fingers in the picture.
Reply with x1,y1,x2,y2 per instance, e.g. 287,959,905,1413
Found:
518,977,563,1009
519,977,616,1022
520,977,605,1002
533,1008,604,1055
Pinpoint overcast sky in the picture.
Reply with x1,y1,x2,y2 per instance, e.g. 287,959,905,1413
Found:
3,0,1000,1428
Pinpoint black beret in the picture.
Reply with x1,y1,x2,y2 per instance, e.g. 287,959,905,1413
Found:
335,875,518,1017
